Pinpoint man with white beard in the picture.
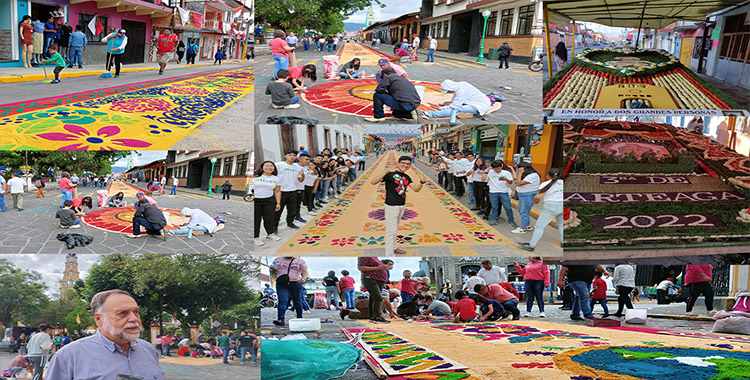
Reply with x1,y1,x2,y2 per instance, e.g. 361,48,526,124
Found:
46,289,165,380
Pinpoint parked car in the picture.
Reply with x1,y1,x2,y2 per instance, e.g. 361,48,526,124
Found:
0,336,15,352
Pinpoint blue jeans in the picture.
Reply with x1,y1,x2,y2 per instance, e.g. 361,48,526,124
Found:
0,193,5,211
273,55,289,79
401,292,414,303
300,288,310,311
240,346,257,363
502,298,520,318
61,190,73,207
525,280,545,312
162,344,170,356
170,185,177,195
288,95,300,105
424,105,479,123
108,200,124,207
303,43,309,51
590,298,609,316
348,166,357,181
529,202,564,247
467,181,475,204
327,43,333,52
170,225,209,238
342,288,355,309
132,216,164,236
517,191,536,229
44,35,54,57
372,92,416,119
339,71,363,79
426,49,435,62
221,346,230,364
316,179,329,201
336,174,342,191
277,282,303,321
569,280,594,319
489,192,515,223
69,46,83,66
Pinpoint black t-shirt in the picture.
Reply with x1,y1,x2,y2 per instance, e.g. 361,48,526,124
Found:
566,265,597,284
383,171,412,206
323,275,338,286
397,301,420,317
237,335,255,348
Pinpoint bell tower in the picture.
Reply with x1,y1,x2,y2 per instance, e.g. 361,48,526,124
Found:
60,254,79,296
365,7,375,27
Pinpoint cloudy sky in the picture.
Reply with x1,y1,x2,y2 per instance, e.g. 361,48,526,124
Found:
261,257,423,287
345,0,421,24
113,151,169,168
3,254,101,299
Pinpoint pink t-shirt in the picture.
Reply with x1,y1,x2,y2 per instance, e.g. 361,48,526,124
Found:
59,177,73,191
270,38,290,58
287,65,304,79
487,283,518,303
340,275,355,291
514,261,550,287
272,257,307,282
388,63,406,77
685,265,712,285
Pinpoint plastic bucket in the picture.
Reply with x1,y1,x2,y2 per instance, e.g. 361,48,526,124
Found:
323,55,339,80
289,318,322,332
624,308,647,324
96,190,109,208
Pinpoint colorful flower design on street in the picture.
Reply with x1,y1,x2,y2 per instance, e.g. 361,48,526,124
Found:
36,124,152,150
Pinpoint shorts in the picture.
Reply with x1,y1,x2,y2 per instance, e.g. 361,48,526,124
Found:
22,39,33,46
157,52,173,64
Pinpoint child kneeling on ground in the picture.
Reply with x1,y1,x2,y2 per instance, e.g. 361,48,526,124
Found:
266,69,300,109
476,295,505,321
453,290,477,323
56,199,81,228
44,45,66,84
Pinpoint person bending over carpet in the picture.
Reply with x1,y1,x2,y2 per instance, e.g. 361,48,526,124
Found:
287,64,317,91
107,192,125,207
339,58,363,79
266,69,300,109
127,198,167,240
169,207,217,239
364,68,421,123
422,79,491,124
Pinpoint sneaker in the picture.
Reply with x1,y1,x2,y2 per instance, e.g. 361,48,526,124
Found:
78,65,83,69
67,65,73,68
268,233,281,241
421,111,430,120
570,316,585,321
509,221,519,228
371,317,391,324
488,220,498,225
114,75,119,78
272,320,284,326
393,248,407,254
518,242,535,252
410,110,421,123
511,227,527,234
308,210,318,215
686,311,697,316
339,309,350,319
707,310,718,317
284,104,301,109
364,117,386,122
539,312,546,318
287,224,300,229
523,312,532,318
315,203,322,208
525,226,533,231
160,229,167,241
126,234,143,238
295,217,307,223
333,194,339,199
70,224,81,229
159,70,164,75
271,104,284,109
60,224,69,229
254,237,265,246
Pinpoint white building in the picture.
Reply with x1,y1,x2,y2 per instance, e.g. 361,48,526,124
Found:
255,124,367,162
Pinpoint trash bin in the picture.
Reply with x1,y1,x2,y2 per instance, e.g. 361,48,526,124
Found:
488,48,500,61
323,55,339,80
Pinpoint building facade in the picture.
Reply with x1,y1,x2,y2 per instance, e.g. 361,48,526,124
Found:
255,124,366,162
166,150,251,193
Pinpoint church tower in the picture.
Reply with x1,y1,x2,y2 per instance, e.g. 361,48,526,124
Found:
60,254,79,296
365,7,375,27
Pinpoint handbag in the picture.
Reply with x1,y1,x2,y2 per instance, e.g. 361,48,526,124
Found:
276,258,295,287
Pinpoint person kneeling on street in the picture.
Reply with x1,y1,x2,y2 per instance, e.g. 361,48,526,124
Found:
266,69,300,109
56,199,81,229
365,68,421,123
127,198,167,240
169,207,217,239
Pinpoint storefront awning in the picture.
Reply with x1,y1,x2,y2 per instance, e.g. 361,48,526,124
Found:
69,0,173,18
546,0,748,29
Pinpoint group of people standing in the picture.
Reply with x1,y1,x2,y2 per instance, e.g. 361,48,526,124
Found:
254,147,366,246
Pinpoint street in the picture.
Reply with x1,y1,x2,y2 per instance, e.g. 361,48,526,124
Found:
0,62,253,151
255,42,542,125
0,181,251,254
255,151,562,257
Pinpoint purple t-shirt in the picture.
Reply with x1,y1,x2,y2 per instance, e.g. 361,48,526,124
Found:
359,257,388,282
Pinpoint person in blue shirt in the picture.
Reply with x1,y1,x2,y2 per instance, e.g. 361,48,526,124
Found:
476,294,506,321
67,25,87,69
186,40,198,64
43,16,56,58
102,29,128,78
214,49,223,65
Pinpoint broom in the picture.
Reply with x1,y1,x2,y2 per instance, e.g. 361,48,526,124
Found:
100,53,114,78
41,62,52,83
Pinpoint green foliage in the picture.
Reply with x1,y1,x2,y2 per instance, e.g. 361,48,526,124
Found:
256,0,381,34
0,259,50,328
0,151,133,176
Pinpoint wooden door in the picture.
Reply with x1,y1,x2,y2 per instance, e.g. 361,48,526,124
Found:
121,20,146,64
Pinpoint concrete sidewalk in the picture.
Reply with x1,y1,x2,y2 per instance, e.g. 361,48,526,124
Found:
0,59,249,83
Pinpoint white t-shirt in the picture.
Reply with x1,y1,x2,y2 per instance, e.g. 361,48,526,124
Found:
517,172,540,194
337,166,349,176
466,160,476,182
350,155,362,164
254,175,279,199
444,159,455,174
412,37,420,48
471,167,487,182
478,266,507,284
437,162,447,172
275,162,302,192
464,276,486,294
539,179,563,203
7,177,26,194
160,177,167,185
303,167,317,187
454,159,470,177
657,280,674,291
0,175,5,194
172,178,179,186
295,167,306,190
429,39,438,50
487,170,513,193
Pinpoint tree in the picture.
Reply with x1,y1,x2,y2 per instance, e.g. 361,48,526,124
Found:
0,259,50,328
256,0,382,34
0,151,133,176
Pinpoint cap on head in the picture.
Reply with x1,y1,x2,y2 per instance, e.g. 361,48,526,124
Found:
118,29,126,34
136,192,144,198
378,58,389,66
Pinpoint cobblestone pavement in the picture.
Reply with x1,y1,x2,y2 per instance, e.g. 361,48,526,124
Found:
255,44,542,125
0,186,251,254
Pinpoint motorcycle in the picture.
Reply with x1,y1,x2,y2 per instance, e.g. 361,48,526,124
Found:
528,51,545,72
260,293,277,308
244,180,254,202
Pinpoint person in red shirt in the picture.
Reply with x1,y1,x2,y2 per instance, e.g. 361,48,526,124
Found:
339,270,356,309
399,270,420,303
155,27,179,75
71,196,93,215
453,290,477,322
589,272,609,317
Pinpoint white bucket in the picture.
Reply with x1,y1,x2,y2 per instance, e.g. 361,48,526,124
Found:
624,309,648,324
289,318,322,332
414,85,426,102
96,190,109,208
323,55,340,80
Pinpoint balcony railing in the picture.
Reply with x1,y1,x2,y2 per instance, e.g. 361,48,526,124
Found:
204,19,220,30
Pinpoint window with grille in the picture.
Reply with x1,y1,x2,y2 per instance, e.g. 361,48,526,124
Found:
236,153,248,177
223,157,233,177
443,21,449,38
437,22,442,39
718,14,750,63
486,11,498,36
500,9,514,36
517,5,534,35
78,14,108,42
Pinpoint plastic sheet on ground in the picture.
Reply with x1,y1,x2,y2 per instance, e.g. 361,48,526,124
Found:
261,339,362,380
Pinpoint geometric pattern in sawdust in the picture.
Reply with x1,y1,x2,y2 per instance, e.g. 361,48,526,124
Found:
82,207,187,234
0,66,254,150
302,78,448,117
387,371,482,380
336,42,392,67
353,329,468,376
431,322,600,343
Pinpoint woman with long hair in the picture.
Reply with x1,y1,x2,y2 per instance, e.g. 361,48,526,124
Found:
19,16,33,68
467,157,488,213
254,161,282,246
511,162,540,234
339,58,362,79
554,41,568,72
518,168,564,251
314,160,331,207
72,196,93,215
107,191,125,207
287,64,317,91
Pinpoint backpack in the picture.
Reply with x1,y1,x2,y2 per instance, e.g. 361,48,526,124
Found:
732,291,750,312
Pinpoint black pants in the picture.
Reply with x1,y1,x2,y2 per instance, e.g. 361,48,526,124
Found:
304,185,315,211
562,285,575,308
222,191,230,199
454,176,466,196
445,173,454,191
615,286,634,315
275,191,298,228
187,53,196,64
686,281,714,312
177,51,184,62
214,58,222,65
294,189,305,219
358,161,365,170
53,66,64,80
362,278,384,320
473,181,487,211
498,55,509,68
656,289,669,304
106,53,122,75
254,196,277,237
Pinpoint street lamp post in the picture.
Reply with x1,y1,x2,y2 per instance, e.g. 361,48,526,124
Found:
206,156,218,196
476,8,492,63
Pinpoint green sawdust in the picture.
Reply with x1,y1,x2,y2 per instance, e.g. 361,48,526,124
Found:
391,352,440,367
428,373,474,380
541,346,577,350
613,349,677,361
641,341,665,346
705,358,750,380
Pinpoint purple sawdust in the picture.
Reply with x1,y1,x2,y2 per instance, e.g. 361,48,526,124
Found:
570,376,602,380
435,363,453,369
518,351,556,356
709,343,734,349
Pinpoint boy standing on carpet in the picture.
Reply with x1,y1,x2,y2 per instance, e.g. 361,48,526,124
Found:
155,27,178,75
369,155,426,255
275,149,305,231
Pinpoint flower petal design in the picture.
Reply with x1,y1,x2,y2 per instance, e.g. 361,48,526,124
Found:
97,125,121,137
62,124,90,136
35,132,79,141
111,139,153,148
